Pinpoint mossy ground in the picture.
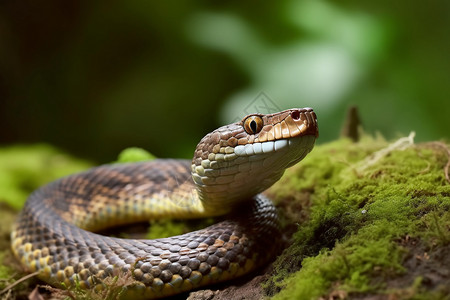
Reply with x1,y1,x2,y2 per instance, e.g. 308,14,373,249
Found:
0,139,449,299
264,136,450,299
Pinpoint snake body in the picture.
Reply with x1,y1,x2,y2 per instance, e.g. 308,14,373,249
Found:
11,108,318,299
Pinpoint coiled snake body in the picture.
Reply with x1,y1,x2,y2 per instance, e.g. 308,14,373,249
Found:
11,108,318,299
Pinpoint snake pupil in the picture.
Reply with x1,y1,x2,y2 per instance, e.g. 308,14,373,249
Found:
250,120,257,133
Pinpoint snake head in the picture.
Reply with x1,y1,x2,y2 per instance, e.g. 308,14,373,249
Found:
192,108,318,207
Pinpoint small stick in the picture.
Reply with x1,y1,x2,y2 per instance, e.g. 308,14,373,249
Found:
340,106,361,142
0,271,39,295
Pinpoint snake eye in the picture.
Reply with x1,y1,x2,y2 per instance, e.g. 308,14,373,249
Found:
243,116,264,134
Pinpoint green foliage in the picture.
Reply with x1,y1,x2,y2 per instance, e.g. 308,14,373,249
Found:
2,0,449,163
265,136,450,299
0,144,92,210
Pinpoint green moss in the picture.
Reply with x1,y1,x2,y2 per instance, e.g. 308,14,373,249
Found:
116,147,156,163
146,220,187,239
265,136,450,299
47,272,135,300
146,218,216,239
420,210,450,246
0,144,92,210
0,252,14,289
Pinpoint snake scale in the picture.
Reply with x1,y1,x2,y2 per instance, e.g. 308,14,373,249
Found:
11,108,318,299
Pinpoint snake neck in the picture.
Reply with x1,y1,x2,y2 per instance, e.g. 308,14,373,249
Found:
191,162,286,213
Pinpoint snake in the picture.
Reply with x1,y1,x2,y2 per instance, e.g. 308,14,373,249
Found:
11,108,318,299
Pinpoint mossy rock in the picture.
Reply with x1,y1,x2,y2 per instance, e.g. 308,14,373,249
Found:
264,135,450,299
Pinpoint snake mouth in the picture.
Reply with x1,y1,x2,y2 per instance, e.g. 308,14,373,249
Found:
232,134,316,168
233,108,318,160
233,137,311,156
234,139,289,156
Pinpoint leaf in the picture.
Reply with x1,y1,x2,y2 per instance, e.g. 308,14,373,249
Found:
28,286,44,300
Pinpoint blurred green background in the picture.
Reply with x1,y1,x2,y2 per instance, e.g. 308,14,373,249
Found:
1,0,449,163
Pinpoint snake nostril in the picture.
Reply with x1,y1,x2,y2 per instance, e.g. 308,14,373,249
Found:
291,110,300,120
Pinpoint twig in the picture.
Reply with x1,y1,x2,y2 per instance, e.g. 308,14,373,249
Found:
424,142,450,184
357,131,416,172
340,106,361,142
40,284,76,300
0,271,39,295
